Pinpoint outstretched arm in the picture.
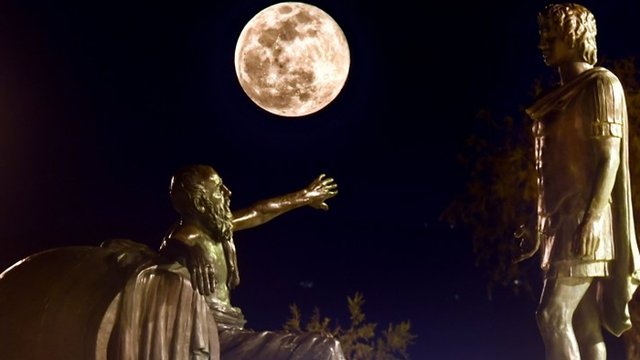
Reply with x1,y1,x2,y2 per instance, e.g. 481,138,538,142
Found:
232,174,338,231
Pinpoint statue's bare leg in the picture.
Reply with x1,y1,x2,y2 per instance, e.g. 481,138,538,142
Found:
573,281,605,360
537,276,592,360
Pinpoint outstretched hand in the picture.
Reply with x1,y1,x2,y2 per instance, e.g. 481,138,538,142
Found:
304,174,338,210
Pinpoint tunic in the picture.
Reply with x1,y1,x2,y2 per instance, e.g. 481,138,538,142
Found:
527,67,640,336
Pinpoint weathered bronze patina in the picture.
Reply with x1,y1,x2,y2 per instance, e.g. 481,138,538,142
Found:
515,3,640,359
0,165,343,360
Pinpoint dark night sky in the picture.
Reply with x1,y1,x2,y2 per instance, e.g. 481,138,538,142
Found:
1,0,640,358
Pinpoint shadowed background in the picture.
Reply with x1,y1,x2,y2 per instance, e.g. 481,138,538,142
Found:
1,0,639,358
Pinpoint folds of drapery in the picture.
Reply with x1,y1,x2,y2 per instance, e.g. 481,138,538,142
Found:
0,243,220,359
106,263,218,360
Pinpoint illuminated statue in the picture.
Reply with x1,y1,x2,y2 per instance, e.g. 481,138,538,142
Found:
515,3,640,359
160,164,344,359
0,164,344,360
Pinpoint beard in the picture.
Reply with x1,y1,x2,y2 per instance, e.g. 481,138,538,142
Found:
202,195,233,243
201,195,240,288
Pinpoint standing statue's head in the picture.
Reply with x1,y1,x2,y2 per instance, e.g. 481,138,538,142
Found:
169,164,233,242
538,3,597,66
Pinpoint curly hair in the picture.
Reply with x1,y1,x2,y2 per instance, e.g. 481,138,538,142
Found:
538,3,598,65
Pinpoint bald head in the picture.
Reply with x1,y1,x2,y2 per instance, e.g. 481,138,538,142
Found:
169,165,233,242
169,165,220,217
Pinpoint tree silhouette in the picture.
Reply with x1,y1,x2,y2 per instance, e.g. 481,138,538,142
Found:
283,292,417,360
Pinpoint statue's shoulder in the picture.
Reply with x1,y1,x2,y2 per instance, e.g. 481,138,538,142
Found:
576,67,626,108
592,66,617,78
166,223,209,246
584,67,622,87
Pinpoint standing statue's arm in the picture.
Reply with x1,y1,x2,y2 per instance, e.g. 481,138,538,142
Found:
232,174,338,231
573,137,621,258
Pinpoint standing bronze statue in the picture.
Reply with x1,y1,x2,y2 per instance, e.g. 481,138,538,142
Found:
515,3,640,359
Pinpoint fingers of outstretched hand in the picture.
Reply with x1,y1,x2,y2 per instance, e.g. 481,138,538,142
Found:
321,177,335,186
323,183,338,192
309,174,325,187
309,201,328,210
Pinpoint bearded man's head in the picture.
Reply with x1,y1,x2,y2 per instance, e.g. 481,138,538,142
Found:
169,165,233,243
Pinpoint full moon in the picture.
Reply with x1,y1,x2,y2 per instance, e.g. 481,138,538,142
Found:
234,2,350,117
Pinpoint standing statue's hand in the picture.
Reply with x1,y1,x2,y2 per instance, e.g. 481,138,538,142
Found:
304,174,338,210
186,244,216,296
572,219,599,259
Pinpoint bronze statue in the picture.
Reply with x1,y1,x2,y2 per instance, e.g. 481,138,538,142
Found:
159,165,344,359
515,3,640,359
0,164,344,360
0,238,219,360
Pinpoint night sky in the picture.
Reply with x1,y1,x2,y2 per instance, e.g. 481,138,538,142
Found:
1,0,640,358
